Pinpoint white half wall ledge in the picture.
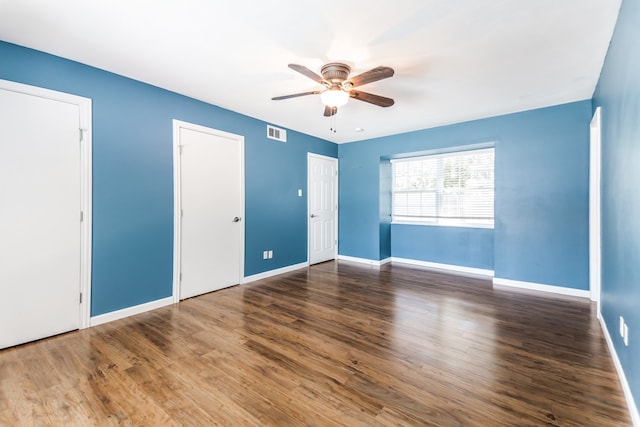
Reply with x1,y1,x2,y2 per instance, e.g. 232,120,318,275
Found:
90,296,174,327
242,262,309,284
599,315,640,427
492,277,590,299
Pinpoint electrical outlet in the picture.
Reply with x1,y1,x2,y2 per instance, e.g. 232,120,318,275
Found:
263,250,268,260
268,250,273,259
624,324,629,346
298,189,302,197
620,316,625,337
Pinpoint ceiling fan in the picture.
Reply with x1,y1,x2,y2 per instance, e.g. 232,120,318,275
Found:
272,62,395,117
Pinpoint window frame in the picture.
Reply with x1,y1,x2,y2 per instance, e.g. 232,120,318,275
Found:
391,147,495,229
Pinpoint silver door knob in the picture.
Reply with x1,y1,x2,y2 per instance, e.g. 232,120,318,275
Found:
233,216,241,222
310,214,317,218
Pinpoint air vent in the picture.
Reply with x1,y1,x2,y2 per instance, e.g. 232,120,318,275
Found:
267,125,287,142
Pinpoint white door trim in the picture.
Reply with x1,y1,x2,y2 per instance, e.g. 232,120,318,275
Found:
172,120,245,303
0,79,92,329
307,153,338,264
589,106,602,313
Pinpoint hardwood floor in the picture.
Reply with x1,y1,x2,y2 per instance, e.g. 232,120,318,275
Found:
0,261,632,426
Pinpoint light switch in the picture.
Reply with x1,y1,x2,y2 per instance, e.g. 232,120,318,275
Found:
298,189,302,197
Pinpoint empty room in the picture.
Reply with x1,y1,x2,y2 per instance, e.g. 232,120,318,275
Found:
1,0,639,425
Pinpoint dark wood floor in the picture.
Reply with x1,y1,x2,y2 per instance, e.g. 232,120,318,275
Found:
0,261,631,426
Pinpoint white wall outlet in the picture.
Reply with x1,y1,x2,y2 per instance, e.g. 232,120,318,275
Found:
620,316,625,337
263,250,268,260
623,324,629,346
268,250,273,259
298,189,302,197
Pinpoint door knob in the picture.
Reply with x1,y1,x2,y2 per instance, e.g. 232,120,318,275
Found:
233,216,241,222
310,214,317,218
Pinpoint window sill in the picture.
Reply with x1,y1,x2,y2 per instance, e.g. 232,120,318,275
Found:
391,221,494,230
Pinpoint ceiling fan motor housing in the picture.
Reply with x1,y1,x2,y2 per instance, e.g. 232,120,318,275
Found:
321,63,351,84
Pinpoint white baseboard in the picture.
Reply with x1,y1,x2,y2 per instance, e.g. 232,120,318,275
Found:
337,255,391,267
90,296,174,327
91,262,310,326
242,261,309,284
599,315,640,426
391,257,494,278
493,277,590,299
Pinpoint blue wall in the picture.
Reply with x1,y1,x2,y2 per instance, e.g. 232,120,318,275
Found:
0,41,337,316
392,225,494,271
593,0,640,413
339,101,591,290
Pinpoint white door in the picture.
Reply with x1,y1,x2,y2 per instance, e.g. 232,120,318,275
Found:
590,107,602,314
174,121,244,300
308,154,338,265
0,87,83,348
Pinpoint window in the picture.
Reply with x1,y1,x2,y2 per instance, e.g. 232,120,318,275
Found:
392,148,494,227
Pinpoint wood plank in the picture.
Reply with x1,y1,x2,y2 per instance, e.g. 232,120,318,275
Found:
0,261,632,425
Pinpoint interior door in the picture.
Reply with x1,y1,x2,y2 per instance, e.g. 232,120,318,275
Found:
177,123,244,299
308,154,338,265
0,87,81,349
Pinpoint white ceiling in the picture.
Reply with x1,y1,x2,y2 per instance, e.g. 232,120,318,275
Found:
0,0,621,143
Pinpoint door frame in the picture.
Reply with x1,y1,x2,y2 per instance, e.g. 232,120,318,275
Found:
0,79,92,329
589,106,602,315
172,120,245,302
307,153,339,264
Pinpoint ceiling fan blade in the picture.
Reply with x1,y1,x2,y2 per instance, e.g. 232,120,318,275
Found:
272,90,321,101
350,90,395,107
323,105,338,117
288,64,325,84
348,66,394,88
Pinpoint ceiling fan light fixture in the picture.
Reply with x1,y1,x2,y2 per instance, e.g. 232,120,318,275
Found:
320,89,349,107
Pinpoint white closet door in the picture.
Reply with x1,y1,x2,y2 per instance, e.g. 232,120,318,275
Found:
0,88,81,349
178,125,243,299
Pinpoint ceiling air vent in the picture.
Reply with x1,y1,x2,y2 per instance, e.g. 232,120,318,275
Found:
267,125,287,142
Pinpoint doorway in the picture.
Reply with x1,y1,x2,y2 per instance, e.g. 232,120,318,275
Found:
308,153,338,265
172,120,244,300
589,107,602,314
0,80,92,348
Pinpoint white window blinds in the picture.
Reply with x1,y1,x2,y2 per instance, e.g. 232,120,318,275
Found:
392,148,494,227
